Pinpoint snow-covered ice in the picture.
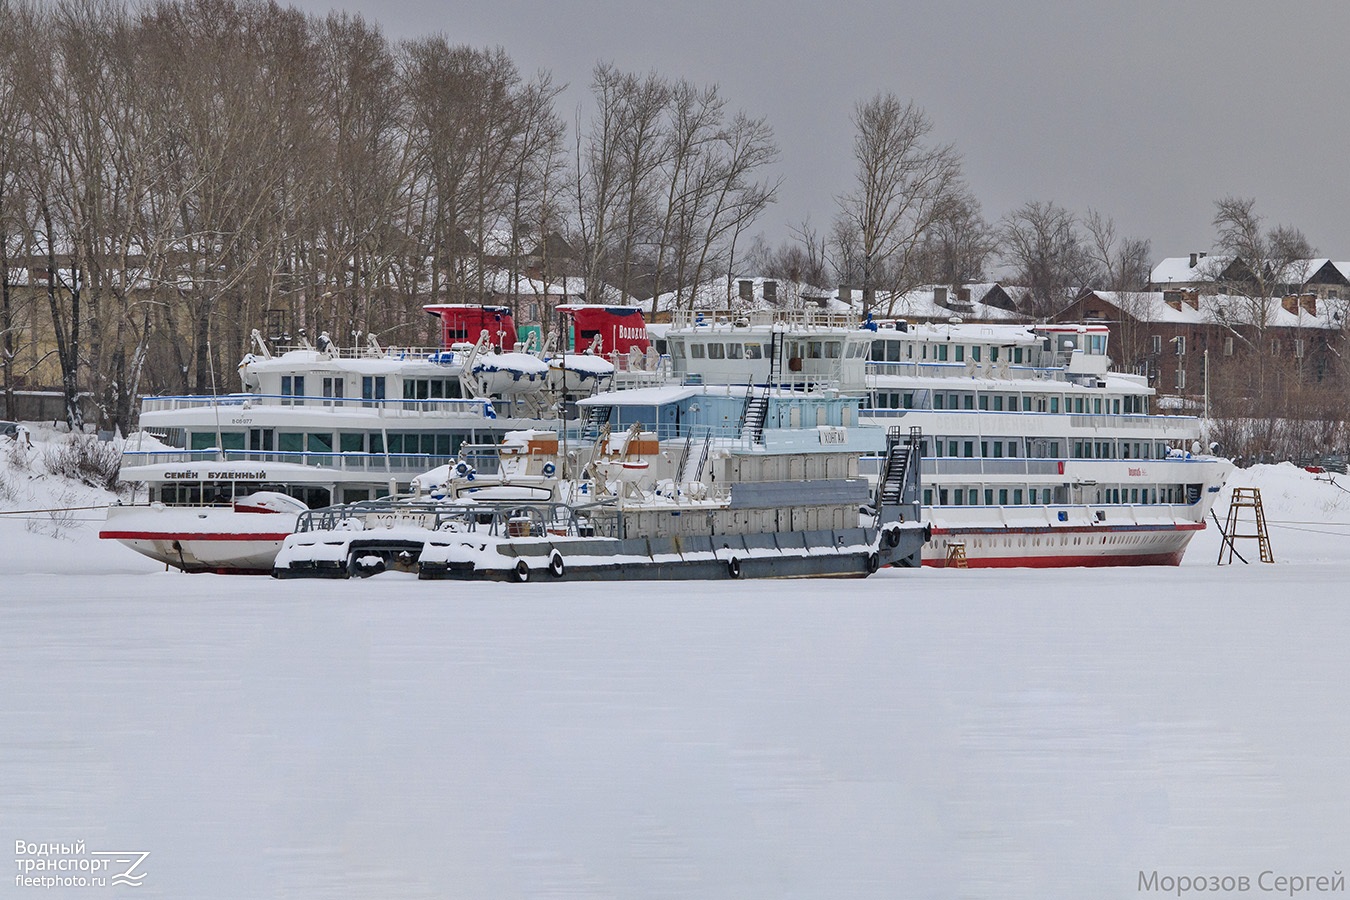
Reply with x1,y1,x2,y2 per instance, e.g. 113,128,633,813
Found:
3,428,1350,898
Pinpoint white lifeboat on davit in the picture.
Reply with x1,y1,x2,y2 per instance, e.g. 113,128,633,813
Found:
469,351,550,396
546,352,615,394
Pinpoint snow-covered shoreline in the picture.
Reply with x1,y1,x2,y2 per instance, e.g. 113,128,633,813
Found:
4,428,1350,897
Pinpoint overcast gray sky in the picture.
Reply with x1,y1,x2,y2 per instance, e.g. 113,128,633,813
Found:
286,0,1350,265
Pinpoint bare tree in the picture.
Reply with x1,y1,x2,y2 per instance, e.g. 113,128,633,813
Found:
0,0,30,419
304,12,414,342
747,219,830,291
1084,209,1151,292
835,94,963,316
998,200,1098,317
911,190,995,286
1204,196,1315,409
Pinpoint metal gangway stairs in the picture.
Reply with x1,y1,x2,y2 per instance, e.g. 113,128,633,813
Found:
582,403,612,439
1216,487,1275,564
678,429,713,484
876,425,922,508
740,385,770,443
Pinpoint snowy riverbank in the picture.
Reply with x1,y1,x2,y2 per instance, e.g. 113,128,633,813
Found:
3,430,1350,898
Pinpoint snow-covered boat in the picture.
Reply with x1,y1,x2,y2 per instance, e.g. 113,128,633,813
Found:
100,461,321,574
103,305,637,573
273,415,927,582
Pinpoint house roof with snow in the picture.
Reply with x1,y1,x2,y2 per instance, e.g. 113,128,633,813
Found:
1148,254,1235,287
1076,290,1344,330
867,284,1028,323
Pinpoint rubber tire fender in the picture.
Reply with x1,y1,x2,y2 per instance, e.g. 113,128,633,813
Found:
548,550,565,578
513,559,530,583
727,556,742,579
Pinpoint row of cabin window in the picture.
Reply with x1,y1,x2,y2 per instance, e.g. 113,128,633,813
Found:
927,438,1169,460
870,341,1033,364
930,439,1059,459
678,340,870,361
872,391,1148,415
277,375,462,402
1073,440,1170,460
188,430,464,456
926,484,1188,507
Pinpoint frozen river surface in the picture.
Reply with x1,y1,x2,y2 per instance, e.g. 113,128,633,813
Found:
3,463,1350,898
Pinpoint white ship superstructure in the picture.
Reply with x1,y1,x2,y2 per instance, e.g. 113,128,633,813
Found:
656,309,1231,567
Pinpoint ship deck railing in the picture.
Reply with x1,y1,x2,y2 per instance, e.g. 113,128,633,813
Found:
263,343,448,360
138,393,504,417
861,408,1198,431
117,448,508,475
668,308,860,331
865,360,1069,381
295,497,628,539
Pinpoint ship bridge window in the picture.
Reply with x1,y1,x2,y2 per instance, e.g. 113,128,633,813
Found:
361,376,386,404
707,343,725,359
936,345,948,361
690,343,704,358
745,343,763,359
991,346,1000,362
978,395,989,411
826,341,842,358
281,375,305,406
726,342,743,359
934,394,944,410
190,431,245,452
1050,397,1060,413
993,396,1003,411
955,345,965,362
1094,398,1102,414
962,394,974,410
1014,347,1024,364
671,342,686,359
972,346,982,362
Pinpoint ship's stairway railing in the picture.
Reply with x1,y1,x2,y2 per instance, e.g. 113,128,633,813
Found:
1216,487,1275,564
581,403,613,439
739,384,770,443
875,425,922,508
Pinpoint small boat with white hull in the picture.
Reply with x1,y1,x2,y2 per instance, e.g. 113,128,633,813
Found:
100,461,318,574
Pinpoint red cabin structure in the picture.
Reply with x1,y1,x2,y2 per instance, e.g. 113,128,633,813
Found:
556,304,650,354
423,304,517,351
